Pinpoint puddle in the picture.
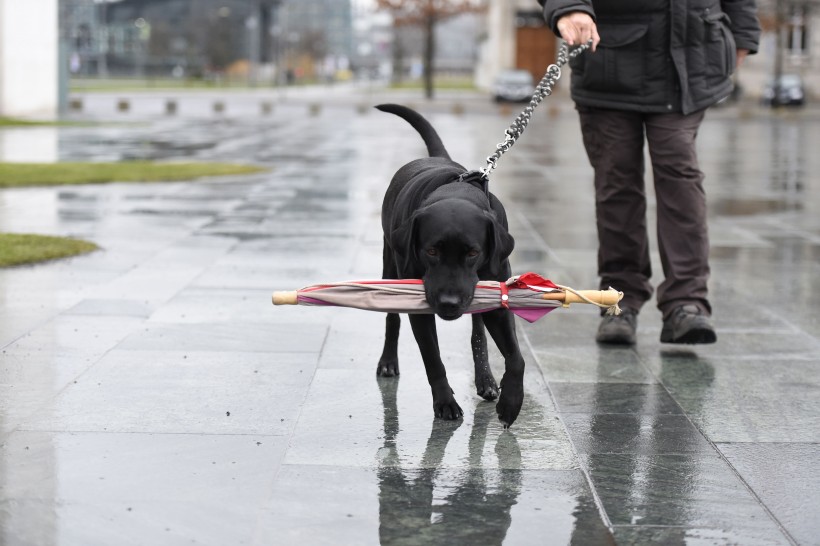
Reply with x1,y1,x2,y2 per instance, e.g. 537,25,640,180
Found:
0,127,58,162
58,192,99,202
127,208,217,217
58,210,101,222
147,140,216,152
195,232,275,241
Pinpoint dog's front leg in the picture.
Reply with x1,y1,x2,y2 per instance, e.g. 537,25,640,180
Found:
482,309,525,428
377,313,401,377
471,315,499,401
377,242,401,377
408,314,463,420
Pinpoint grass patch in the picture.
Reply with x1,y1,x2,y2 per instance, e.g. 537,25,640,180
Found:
0,161,267,188
0,233,99,267
389,77,477,91
0,117,84,127
70,77,277,93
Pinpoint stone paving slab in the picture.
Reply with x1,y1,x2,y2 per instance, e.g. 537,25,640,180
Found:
2,90,819,544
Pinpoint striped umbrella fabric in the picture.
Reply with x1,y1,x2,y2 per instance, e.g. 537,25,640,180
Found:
272,273,622,323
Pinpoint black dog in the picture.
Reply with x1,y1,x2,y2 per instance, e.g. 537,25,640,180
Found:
375,104,526,428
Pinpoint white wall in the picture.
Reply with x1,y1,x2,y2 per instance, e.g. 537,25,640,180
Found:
476,0,517,89
0,0,58,118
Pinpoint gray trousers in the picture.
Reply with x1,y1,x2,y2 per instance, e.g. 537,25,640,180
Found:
577,106,711,319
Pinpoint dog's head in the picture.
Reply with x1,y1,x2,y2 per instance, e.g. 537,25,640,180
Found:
391,199,514,320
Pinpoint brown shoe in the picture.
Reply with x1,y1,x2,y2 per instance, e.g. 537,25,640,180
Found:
595,308,637,345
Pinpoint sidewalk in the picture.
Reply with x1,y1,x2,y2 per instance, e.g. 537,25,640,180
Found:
1,89,819,545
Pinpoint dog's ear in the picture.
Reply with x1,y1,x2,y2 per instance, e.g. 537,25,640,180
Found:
483,211,515,278
389,212,422,276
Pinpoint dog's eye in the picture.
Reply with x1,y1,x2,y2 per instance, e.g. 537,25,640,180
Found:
426,248,439,257
467,249,479,258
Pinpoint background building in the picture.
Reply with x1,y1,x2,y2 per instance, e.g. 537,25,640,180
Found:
58,0,354,83
10,0,819,114
0,0,59,117
477,0,554,90
749,0,820,99
276,0,353,80
350,2,393,79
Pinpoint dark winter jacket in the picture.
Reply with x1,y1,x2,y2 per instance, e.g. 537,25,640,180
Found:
538,0,761,114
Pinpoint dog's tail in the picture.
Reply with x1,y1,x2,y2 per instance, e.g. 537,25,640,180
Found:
375,104,451,160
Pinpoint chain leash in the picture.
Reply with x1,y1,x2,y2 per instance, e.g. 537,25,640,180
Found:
480,41,591,180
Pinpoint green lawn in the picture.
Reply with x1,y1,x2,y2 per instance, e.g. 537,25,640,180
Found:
69,77,278,92
0,233,99,267
389,77,477,91
0,161,267,188
0,117,83,127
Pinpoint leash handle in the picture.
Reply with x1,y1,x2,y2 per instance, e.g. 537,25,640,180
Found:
481,41,590,181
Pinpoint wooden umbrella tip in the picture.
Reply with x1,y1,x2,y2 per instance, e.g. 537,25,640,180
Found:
272,291,298,305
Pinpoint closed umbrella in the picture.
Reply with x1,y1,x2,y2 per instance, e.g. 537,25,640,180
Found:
272,272,622,323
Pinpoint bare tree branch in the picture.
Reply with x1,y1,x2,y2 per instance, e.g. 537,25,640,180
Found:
375,0,486,98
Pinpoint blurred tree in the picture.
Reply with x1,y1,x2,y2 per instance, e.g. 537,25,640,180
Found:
148,20,172,59
204,9,236,71
376,0,485,98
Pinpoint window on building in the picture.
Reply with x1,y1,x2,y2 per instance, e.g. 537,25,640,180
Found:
787,6,809,57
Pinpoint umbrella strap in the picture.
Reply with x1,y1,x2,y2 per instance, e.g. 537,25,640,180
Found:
554,283,623,316
499,282,510,309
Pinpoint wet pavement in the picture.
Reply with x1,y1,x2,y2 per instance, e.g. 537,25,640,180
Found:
1,85,819,545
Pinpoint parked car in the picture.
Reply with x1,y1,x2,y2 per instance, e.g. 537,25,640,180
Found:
761,74,805,107
492,69,536,103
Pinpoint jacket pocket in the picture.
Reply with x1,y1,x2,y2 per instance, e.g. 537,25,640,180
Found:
571,22,650,95
702,11,737,77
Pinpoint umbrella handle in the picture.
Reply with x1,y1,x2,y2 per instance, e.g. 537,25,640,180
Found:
272,291,298,305
541,289,623,307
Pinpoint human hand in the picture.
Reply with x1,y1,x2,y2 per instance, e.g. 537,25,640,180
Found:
736,48,750,68
556,11,600,51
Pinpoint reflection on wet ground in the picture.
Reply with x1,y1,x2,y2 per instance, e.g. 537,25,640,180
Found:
710,117,808,215
2,94,820,544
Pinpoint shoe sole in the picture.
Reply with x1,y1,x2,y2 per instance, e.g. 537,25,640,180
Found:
596,334,636,345
660,327,717,344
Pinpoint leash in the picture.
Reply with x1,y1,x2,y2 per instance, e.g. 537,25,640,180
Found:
480,40,591,181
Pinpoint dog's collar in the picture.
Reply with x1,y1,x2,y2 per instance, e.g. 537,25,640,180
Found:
455,170,489,197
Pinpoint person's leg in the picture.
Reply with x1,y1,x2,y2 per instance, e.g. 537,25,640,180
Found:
644,110,710,317
577,106,653,311
577,106,651,345
645,110,716,344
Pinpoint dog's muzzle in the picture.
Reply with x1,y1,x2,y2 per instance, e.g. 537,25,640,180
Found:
433,293,469,321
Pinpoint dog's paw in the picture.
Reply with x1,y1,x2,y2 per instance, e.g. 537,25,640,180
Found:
475,374,499,401
434,398,464,420
496,377,524,428
431,382,463,420
376,357,399,377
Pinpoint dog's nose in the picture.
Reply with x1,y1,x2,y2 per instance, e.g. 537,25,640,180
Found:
437,294,463,318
